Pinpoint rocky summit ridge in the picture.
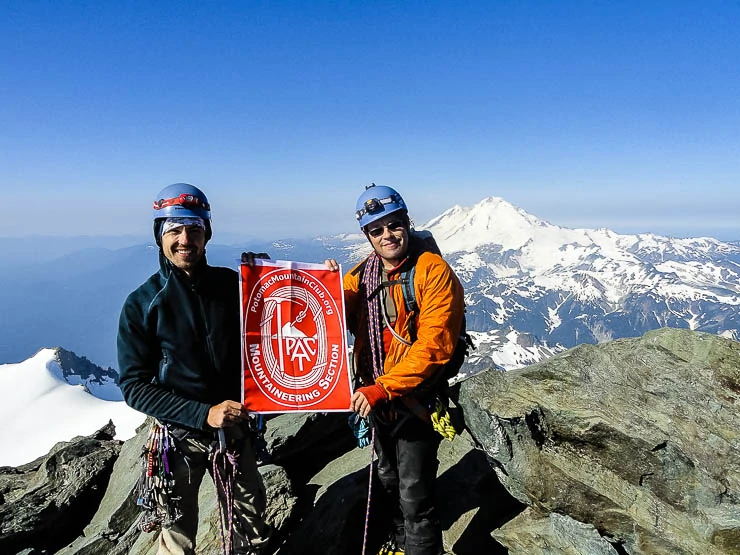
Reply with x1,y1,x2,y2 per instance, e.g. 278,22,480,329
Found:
2,327,738,554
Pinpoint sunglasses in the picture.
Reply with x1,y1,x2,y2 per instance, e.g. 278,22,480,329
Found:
366,220,405,238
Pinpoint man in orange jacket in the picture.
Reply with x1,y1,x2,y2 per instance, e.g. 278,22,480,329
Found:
327,184,465,555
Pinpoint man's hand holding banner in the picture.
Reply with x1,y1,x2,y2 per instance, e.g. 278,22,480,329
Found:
240,259,352,413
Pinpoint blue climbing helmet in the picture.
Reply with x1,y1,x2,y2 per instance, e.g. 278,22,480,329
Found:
152,183,212,244
354,183,408,229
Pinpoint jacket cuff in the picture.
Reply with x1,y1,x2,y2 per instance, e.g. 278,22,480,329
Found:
357,384,388,408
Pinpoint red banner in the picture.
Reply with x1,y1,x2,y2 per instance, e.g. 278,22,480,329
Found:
240,260,352,413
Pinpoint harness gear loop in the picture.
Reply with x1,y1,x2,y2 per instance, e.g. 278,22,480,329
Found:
135,421,182,533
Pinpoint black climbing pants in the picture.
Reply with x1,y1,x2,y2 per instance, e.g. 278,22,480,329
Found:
373,408,443,555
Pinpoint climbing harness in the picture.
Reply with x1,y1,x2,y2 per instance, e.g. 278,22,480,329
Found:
135,421,254,555
210,428,241,555
135,421,181,532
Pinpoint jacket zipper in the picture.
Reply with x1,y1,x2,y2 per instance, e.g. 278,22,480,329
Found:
193,282,218,372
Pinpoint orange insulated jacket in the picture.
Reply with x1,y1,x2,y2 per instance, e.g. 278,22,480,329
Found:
344,249,465,399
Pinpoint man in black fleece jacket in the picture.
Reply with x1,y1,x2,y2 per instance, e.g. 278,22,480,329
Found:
117,183,272,555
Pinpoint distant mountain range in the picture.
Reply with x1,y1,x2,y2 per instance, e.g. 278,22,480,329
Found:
425,197,740,361
1,197,739,372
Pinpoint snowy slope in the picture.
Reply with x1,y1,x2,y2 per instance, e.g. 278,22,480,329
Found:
0,348,145,467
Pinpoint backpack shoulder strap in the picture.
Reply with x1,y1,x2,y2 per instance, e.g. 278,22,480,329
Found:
401,264,417,314
398,260,419,343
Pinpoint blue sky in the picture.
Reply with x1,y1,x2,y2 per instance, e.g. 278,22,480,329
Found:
1,1,739,241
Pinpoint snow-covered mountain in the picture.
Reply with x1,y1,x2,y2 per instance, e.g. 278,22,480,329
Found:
0,348,145,467
423,197,740,355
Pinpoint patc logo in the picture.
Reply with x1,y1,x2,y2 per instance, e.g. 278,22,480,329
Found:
244,268,345,408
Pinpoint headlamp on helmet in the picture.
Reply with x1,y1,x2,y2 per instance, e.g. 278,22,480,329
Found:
354,183,408,229
355,193,403,221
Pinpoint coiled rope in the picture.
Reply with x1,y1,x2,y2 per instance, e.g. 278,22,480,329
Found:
431,399,457,441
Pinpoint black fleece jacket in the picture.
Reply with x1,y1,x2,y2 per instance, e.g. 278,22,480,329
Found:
117,253,242,431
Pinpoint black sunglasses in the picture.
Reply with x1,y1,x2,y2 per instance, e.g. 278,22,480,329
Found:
366,220,405,238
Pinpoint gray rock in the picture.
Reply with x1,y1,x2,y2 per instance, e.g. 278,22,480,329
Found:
60,417,301,555
264,412,354,467
277,425,519,555
459,327,740,554
7,327,740,554
493,508,622,555
0,422,121,555
57,419,156,555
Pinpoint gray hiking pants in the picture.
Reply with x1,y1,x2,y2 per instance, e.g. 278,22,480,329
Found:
157,427,271,555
